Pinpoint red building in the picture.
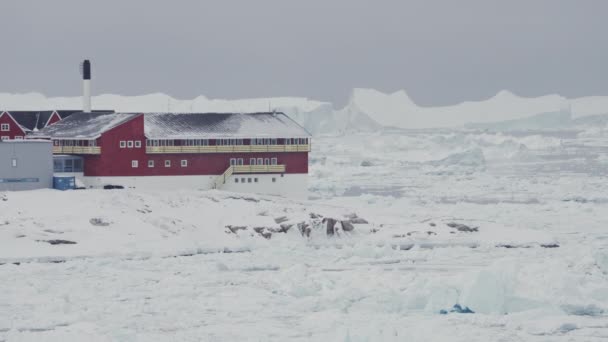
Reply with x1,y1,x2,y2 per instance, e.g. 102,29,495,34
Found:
34,112,311,196
0,110,113,140
0,112,27,140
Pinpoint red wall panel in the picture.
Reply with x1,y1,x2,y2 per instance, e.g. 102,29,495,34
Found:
83,115,308,177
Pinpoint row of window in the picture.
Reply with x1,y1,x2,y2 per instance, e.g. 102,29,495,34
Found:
132,159,188,168
54,140,97,147
229,157,278,166
120,140,141,149
145,138,309,147
1,123,10,131
1,136,23,140
54,158,84,173
132,157,279,169
235,177,277,183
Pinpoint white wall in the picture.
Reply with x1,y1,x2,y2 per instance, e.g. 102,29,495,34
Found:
78,174,308,198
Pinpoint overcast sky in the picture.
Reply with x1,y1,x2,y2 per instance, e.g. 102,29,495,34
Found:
1,0,607,107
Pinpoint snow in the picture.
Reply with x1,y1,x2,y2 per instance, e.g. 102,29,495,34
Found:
144,112,311,139
2,127,608,341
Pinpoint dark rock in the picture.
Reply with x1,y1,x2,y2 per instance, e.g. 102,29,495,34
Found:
103,185,124,190
541,243,560,248
426,231,437,236
440,304,474,315
309,212,323,219
360,160,373,167
279,223,293,233
274,216,289,224
341,220,355,232
298,222,311,238
225,225,247,234
89,218,110,227
447,222,478,232
323,218,337,236
43,239,77,245
429,222,436,227
349,217,369,224
252,227,272,239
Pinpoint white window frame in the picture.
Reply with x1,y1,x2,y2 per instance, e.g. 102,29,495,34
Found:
1,136,9,140
11,158,17,168
250,158,256,165
131,160,139,168
257,158,263,165
135,141,141,148
271,158,277,165
14,136,23,140
181,159,188,167
0,123,9,131
120,141,126,148
148,160,154,168
264,158,270,165
237,158,243,165
165,160,171,168
127,141,134,148
230,158,237,166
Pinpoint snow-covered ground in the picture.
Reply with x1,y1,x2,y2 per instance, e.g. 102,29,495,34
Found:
2,129,608,341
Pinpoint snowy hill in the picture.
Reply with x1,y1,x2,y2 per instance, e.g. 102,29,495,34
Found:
3,89,608,133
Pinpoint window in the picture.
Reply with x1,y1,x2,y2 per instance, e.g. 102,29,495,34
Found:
272,177,276,183
237,158,243,165
1,136,9,140
271,138,277,145
1,123,9,131
271,158,277,165
14,136,23,140
250,158,256,165
181,160,188,167
241,178,245,183
230,158,237,166
264,158,270,165
135,141,141,148
165,160,171,167
148,160,154,168
254,178,258,183
257,158,263,165
285,138,291,145
127,141,134,148
88,140,97,146
235,178,239,183
132,160,138,168
120,141,126,148
248,178,252,183
11,158,17,168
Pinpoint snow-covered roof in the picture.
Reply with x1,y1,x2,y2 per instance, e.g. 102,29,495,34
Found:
144,112,311,139
33,113,141,139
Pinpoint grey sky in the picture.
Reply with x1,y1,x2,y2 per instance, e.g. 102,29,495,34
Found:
1,0,607,107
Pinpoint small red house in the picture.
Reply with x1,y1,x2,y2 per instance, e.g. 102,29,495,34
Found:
34,112,311,196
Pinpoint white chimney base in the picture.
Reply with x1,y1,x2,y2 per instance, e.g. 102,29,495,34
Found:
83,79,91,113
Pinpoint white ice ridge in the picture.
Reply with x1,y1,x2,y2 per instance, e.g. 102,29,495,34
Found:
2,89,608,133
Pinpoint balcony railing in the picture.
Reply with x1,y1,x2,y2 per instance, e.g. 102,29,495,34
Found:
233,164,286,173
146,144,311,154
53,146,101,154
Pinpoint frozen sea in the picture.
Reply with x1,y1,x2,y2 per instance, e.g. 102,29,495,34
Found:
2,129,608,341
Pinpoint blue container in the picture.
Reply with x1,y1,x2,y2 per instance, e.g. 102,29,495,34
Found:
53,176,76,191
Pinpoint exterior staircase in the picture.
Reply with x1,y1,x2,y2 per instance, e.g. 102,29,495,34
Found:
212,164,287,190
